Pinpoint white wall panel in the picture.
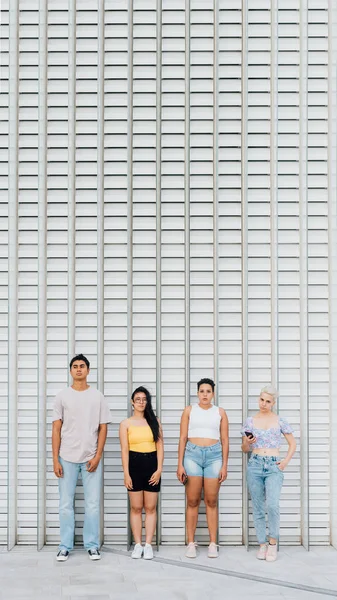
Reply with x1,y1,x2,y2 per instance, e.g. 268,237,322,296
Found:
160,1,186,544
0,0,10,546
307,0,330,545
217,2,243,546
2,0,337,548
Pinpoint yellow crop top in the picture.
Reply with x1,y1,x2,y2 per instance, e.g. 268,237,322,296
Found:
128,425,156,453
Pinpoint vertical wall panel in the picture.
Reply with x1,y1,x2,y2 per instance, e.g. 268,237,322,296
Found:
307,0,330,545
329,0,337,550
218,0,243,545
46,0,75,544
190,1,215,544
299,0,309,550
160,1,187,545
37,0,47,550
103,0,129,544
16,1,39,545
3,0,12,548
277,1,302,545
2,0,337,548
246,0,275,544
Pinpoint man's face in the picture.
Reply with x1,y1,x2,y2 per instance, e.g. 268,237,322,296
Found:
70,361,89,381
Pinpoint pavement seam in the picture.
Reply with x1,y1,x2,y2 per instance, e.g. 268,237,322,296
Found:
102,546,337,598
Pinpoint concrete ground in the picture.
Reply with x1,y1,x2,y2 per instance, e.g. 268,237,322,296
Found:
0,544,336,600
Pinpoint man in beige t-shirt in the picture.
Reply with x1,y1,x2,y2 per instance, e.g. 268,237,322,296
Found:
52,354,111,562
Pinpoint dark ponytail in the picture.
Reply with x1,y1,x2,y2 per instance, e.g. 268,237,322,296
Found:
132,386,160,443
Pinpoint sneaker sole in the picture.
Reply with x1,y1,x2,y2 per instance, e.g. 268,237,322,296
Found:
89,555,101,561
56,556,68,562
144,555,153,560
208,554,218,558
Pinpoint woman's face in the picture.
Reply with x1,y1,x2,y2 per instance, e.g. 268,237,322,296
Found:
198,384,214,406
258,392,275,413
132,391,147,413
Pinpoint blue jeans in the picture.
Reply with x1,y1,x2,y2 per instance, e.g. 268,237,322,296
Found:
183,441,223,478
58,457,102,552
247,455,284,544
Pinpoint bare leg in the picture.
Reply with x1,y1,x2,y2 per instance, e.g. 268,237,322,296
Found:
128,491,144,544
185,476,203,544
204,478,220,544
144,491,158,544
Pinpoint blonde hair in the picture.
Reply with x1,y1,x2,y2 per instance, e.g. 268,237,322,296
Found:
260,385,278,402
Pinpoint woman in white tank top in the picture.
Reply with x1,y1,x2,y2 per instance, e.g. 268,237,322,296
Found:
177,378,229,559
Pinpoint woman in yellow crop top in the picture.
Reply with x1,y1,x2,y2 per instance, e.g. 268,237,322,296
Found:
119,386,163,560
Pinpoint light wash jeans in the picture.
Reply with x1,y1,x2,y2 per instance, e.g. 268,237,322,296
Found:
247,454,284,544
58,457,102,552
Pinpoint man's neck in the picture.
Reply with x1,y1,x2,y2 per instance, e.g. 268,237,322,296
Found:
71,381,89,392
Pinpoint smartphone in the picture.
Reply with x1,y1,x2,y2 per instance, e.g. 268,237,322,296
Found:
245,431,254,439
182,473,188,485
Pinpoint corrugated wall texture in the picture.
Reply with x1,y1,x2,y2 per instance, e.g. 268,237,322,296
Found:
1,0,337,548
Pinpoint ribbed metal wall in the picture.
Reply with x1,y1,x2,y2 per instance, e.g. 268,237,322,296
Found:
1,0,337,548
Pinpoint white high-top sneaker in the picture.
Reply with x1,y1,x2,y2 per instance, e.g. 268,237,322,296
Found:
143,543,154,560
185,542,197,558
256,544,268,560
131,543,143,559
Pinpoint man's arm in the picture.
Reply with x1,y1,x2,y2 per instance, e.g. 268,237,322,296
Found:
87,423,108,472
52,420,63,478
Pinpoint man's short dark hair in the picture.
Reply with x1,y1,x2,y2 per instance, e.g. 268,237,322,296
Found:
197,378,215,391
69,354,90,370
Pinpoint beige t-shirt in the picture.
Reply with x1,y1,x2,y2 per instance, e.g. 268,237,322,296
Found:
52,386,111,463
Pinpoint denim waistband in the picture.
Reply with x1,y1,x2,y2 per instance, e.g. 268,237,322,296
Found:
250,454,278,462
186,441,221,451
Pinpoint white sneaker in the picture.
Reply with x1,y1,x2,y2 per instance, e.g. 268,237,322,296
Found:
266,543,278,562
208,542,219,558
131,543,143,559
88,548,101,561
256,544,268,560
56,549,69,562
143,543,154,560
185,542,197,558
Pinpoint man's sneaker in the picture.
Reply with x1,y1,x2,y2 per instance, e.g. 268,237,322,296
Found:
208,542,219,558
143,543,154,560
56,550,69,562
185,542,197,558
131,543,143,559
256,544,268,560
266,543,277,562
88,548,101,561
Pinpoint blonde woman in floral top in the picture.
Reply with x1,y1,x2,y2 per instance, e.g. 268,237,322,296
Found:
241,386,296,562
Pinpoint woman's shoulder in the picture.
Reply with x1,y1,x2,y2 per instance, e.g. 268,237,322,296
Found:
278,416,293,433
120,417,134,429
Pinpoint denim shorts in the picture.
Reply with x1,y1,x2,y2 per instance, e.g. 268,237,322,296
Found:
183,441,222,479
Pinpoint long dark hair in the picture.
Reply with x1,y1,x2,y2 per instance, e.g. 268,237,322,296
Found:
132,386,160,443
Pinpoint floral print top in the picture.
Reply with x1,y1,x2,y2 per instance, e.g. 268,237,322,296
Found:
241,416,293,449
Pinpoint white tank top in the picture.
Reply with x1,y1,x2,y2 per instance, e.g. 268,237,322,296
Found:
188,404,221,440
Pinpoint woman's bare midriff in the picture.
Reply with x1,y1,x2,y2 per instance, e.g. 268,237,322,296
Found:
252,448,280,457
188,438,219,447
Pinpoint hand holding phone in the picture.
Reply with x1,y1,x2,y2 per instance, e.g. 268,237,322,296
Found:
245,431,257,445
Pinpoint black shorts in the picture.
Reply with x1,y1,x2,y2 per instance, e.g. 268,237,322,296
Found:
128,450,161,493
